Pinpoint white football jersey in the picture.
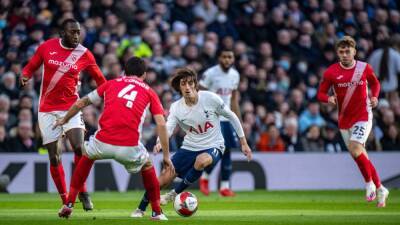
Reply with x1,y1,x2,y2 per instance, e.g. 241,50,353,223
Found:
199,65,240,121
167,91,244,152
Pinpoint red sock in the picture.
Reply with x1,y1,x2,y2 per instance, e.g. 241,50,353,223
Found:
68,156,94,206
369,160,381,188
141,166,161,214
50,164,67,204
354,153,372,183
74,154,87,193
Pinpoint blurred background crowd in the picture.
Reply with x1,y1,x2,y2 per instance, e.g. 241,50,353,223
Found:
0,0,399,153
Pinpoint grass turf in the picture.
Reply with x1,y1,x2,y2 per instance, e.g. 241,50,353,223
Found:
0,190,399,225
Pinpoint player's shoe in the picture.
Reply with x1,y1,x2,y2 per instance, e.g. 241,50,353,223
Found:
130,208,145,218
365,181,376,202
58,204,73,218
199,178,210,196
160,190,177,205
150,212,168,221
219,188,235,197
376,186,389,208
78,192,94,211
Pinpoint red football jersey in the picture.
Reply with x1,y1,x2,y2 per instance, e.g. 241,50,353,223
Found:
22,38,106,112
92,76,164,146
317,61,380,129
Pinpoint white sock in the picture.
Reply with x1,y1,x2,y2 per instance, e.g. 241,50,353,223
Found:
220,181,230,190
201,172,209,180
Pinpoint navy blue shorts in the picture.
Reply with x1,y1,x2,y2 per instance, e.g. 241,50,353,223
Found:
171,148,222,178
220,121,239,149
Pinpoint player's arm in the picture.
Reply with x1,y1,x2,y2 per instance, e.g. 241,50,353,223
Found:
230,89,242,122
198,70,211,90
53,96,92,128
216,97,252,161
366,65,381,108
20,44,44,87
317,72,336,105
84,51,107,86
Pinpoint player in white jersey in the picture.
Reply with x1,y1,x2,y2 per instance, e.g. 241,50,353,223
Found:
198,48,241,196
131,68,252,217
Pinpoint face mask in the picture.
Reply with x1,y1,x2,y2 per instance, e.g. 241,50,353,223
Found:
131,36,141,45
217,13,227,23
99,36,110,44
297,62,308,73
0,20,6,30
279,60,290,71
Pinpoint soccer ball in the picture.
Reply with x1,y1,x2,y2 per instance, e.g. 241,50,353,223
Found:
173,192,198,217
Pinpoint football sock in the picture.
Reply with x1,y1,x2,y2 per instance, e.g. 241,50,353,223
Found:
50,163,67,204
74,154,87,193
141,166,161,215
175,167,202,194
201,171,209,180
220,149,232,181
369,160,381,189
68,156,94,206
138,192,149,212
354,153,372,183
220,181,230,190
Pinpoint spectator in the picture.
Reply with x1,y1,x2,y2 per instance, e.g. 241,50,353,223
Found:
323,123,346,153
7,121,36,152
301,125,325,152
281,117,303,152
380,125,400,151
0,125,8,152
299,100,326,133
257,124,286,152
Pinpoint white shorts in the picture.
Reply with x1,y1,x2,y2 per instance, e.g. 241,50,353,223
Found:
84,136,149,173
340,120,372,147
38,111,85,145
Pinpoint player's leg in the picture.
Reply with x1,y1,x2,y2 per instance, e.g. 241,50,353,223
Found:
162,148,221,204
46,141,67,205
66,128,93,211
38,112,67,205
134,162,177,218
219,122,237,197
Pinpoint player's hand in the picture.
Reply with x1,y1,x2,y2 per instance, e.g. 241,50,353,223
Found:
328,96,337,106
19,76,29,87
162,158,175,174
52,117,66,130
241,144,253,162
370,97,378,108
153,142,162,154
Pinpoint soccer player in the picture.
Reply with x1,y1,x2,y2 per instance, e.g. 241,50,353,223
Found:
20,18,106,210
55,57,173,220
131,68,252,217
198,48,241,197
317,36,389,207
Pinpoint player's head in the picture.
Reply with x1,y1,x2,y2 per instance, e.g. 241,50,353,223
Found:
60,18,81,48
171,67,198,98
335,36,356,67
217,48,235,71
124,57,147,78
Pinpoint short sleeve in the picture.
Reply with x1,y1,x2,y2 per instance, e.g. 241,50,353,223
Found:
199,69,212,88
149,89,164,115
232,70,240,89
88,81,109,103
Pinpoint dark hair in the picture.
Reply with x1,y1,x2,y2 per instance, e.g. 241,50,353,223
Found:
217,47,234,57
335,36,356,50
170,67,198,94
61,18,79,30
124,57,147,76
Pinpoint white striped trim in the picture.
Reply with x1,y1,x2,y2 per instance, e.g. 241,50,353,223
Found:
340,61,367,116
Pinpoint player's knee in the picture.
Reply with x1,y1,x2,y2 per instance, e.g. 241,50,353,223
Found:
348,141,365,158
194,155,212,170
71,143,84,155
48,154,61,166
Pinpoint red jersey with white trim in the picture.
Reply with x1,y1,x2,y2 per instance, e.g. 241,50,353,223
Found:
89,76,164,146
317,61,380,129
22,38,106,112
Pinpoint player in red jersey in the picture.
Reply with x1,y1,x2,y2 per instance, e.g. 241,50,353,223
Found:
20,19,106,210
55,57,174,220
317,36,389,207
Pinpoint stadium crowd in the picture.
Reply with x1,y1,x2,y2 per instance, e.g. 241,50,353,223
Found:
0,0,399,153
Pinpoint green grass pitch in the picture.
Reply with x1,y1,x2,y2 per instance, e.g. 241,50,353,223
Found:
0,190,399,225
